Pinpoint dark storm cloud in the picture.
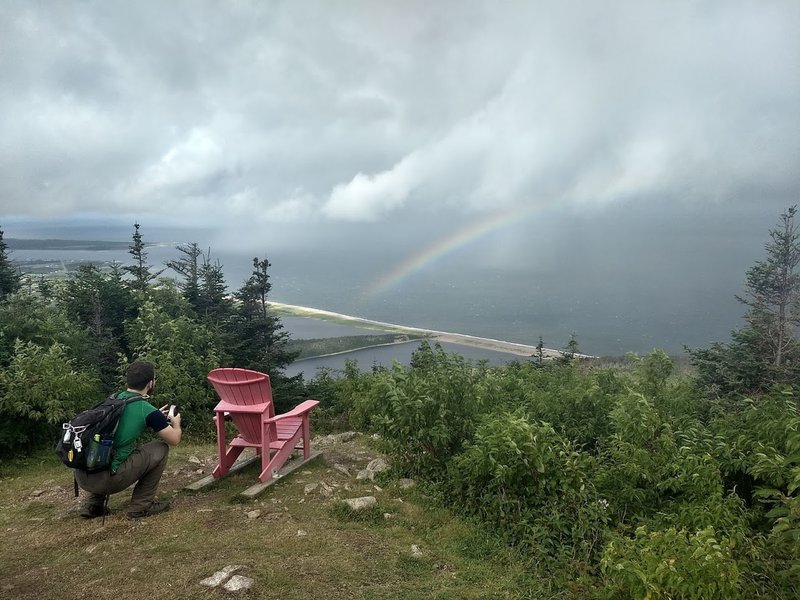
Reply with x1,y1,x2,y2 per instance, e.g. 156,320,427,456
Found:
0,0,797,248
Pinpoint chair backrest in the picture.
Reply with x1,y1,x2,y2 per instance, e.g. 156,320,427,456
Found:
207,368,275,443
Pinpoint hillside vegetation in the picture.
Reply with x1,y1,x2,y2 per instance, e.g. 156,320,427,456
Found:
287,333,427,359
0,208,798,598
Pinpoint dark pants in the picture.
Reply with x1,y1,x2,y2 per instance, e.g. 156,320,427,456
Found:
75,440,169,513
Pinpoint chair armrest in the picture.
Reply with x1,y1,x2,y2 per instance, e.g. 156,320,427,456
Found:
208,376,266,387
213,400,270,414
265,399,320,423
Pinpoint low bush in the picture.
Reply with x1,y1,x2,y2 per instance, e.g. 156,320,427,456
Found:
600,526,741,600
0,340,101,456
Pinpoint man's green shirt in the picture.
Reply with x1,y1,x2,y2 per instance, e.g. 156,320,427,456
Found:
111,392,159,472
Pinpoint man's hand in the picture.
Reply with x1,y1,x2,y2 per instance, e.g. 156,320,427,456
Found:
159,404,181,427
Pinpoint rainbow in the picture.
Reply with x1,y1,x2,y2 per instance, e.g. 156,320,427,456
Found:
363,203,542,298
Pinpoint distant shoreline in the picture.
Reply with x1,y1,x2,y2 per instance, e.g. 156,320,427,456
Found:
7,238,163,251
270,301,573,359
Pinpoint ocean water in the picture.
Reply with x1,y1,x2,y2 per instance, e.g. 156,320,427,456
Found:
7,210,752,359
284,339,526,380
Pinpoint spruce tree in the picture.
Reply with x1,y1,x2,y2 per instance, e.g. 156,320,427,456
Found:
166,242,202,311
232,257,298,376
124,223,162,293
690,205,799,394
737,205,799,368
0,227,21,302
535,335,545,365
197,252,232,325
560,333,580,363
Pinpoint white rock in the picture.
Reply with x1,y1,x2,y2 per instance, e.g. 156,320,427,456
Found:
411,544,423,557
30,490,45,497
188,455,202,465
383,513,393,520
304,483,319,495
399,478,416,489
315,431,358,447
343,496,377,511
199,565,242,588
223,575,254,591
246,510,261,520
356,470,370,481
374,485,383,492
333,463,350,476
297,529,307,537
366,458,389,473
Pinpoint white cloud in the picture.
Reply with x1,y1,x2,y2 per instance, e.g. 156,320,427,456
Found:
0,0,796,227
124,129,227,201
323,152,425,220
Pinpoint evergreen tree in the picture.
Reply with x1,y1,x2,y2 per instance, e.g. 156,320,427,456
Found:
737,205,799,368
166,242,202,311
559,333,580,364
535,335,545,366
0,289,95,369
0,227,21,302
230,257,302,411
197,252,233,325
231,257,298,377
689,205,800,394
123,223,163,293
58,264,136,388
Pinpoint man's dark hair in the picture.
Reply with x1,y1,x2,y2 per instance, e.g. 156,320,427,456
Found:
127,361,156,390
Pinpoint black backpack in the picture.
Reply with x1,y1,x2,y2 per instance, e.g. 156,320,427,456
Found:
55,393,140,473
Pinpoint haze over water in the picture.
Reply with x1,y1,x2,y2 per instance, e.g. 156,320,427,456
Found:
2,2,797,358
7,200,762,357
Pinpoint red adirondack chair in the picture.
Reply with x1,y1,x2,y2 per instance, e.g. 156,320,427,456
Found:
207,368,319,483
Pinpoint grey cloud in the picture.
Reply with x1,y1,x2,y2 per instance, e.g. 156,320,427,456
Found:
0,0,797,231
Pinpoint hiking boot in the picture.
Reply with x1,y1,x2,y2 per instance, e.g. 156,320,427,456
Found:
78,504,111,519
127,499,170,520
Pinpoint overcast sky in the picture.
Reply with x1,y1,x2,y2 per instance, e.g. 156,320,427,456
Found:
1,0,799,349
1,0,797,234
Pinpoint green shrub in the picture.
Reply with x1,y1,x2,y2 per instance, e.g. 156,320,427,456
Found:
124,301,220,438
600,526,741,600
354,342,486,478
0,340,101,456
484,361,618,453
448,413,607,565
306,360,376,433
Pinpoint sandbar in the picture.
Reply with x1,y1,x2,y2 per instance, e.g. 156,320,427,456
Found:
270,301,567,359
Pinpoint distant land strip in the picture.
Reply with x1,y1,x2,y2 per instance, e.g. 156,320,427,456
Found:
7,238,160,251
269,301,579,359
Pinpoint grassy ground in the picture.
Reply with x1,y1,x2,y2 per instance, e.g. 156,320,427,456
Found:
287,334,427,359
0,435,545,600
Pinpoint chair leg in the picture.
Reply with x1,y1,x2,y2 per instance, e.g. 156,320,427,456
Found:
302,416,311,459
260,419,272,481
213,413,244,479
213,446,245,479
258,432,300,483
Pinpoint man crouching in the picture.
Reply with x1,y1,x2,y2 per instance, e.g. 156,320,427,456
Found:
75,361,182,519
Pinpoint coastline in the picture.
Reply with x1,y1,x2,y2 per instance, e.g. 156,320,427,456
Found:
270,301,569,359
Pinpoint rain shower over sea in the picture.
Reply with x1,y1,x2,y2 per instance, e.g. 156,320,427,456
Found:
7,201,751,370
